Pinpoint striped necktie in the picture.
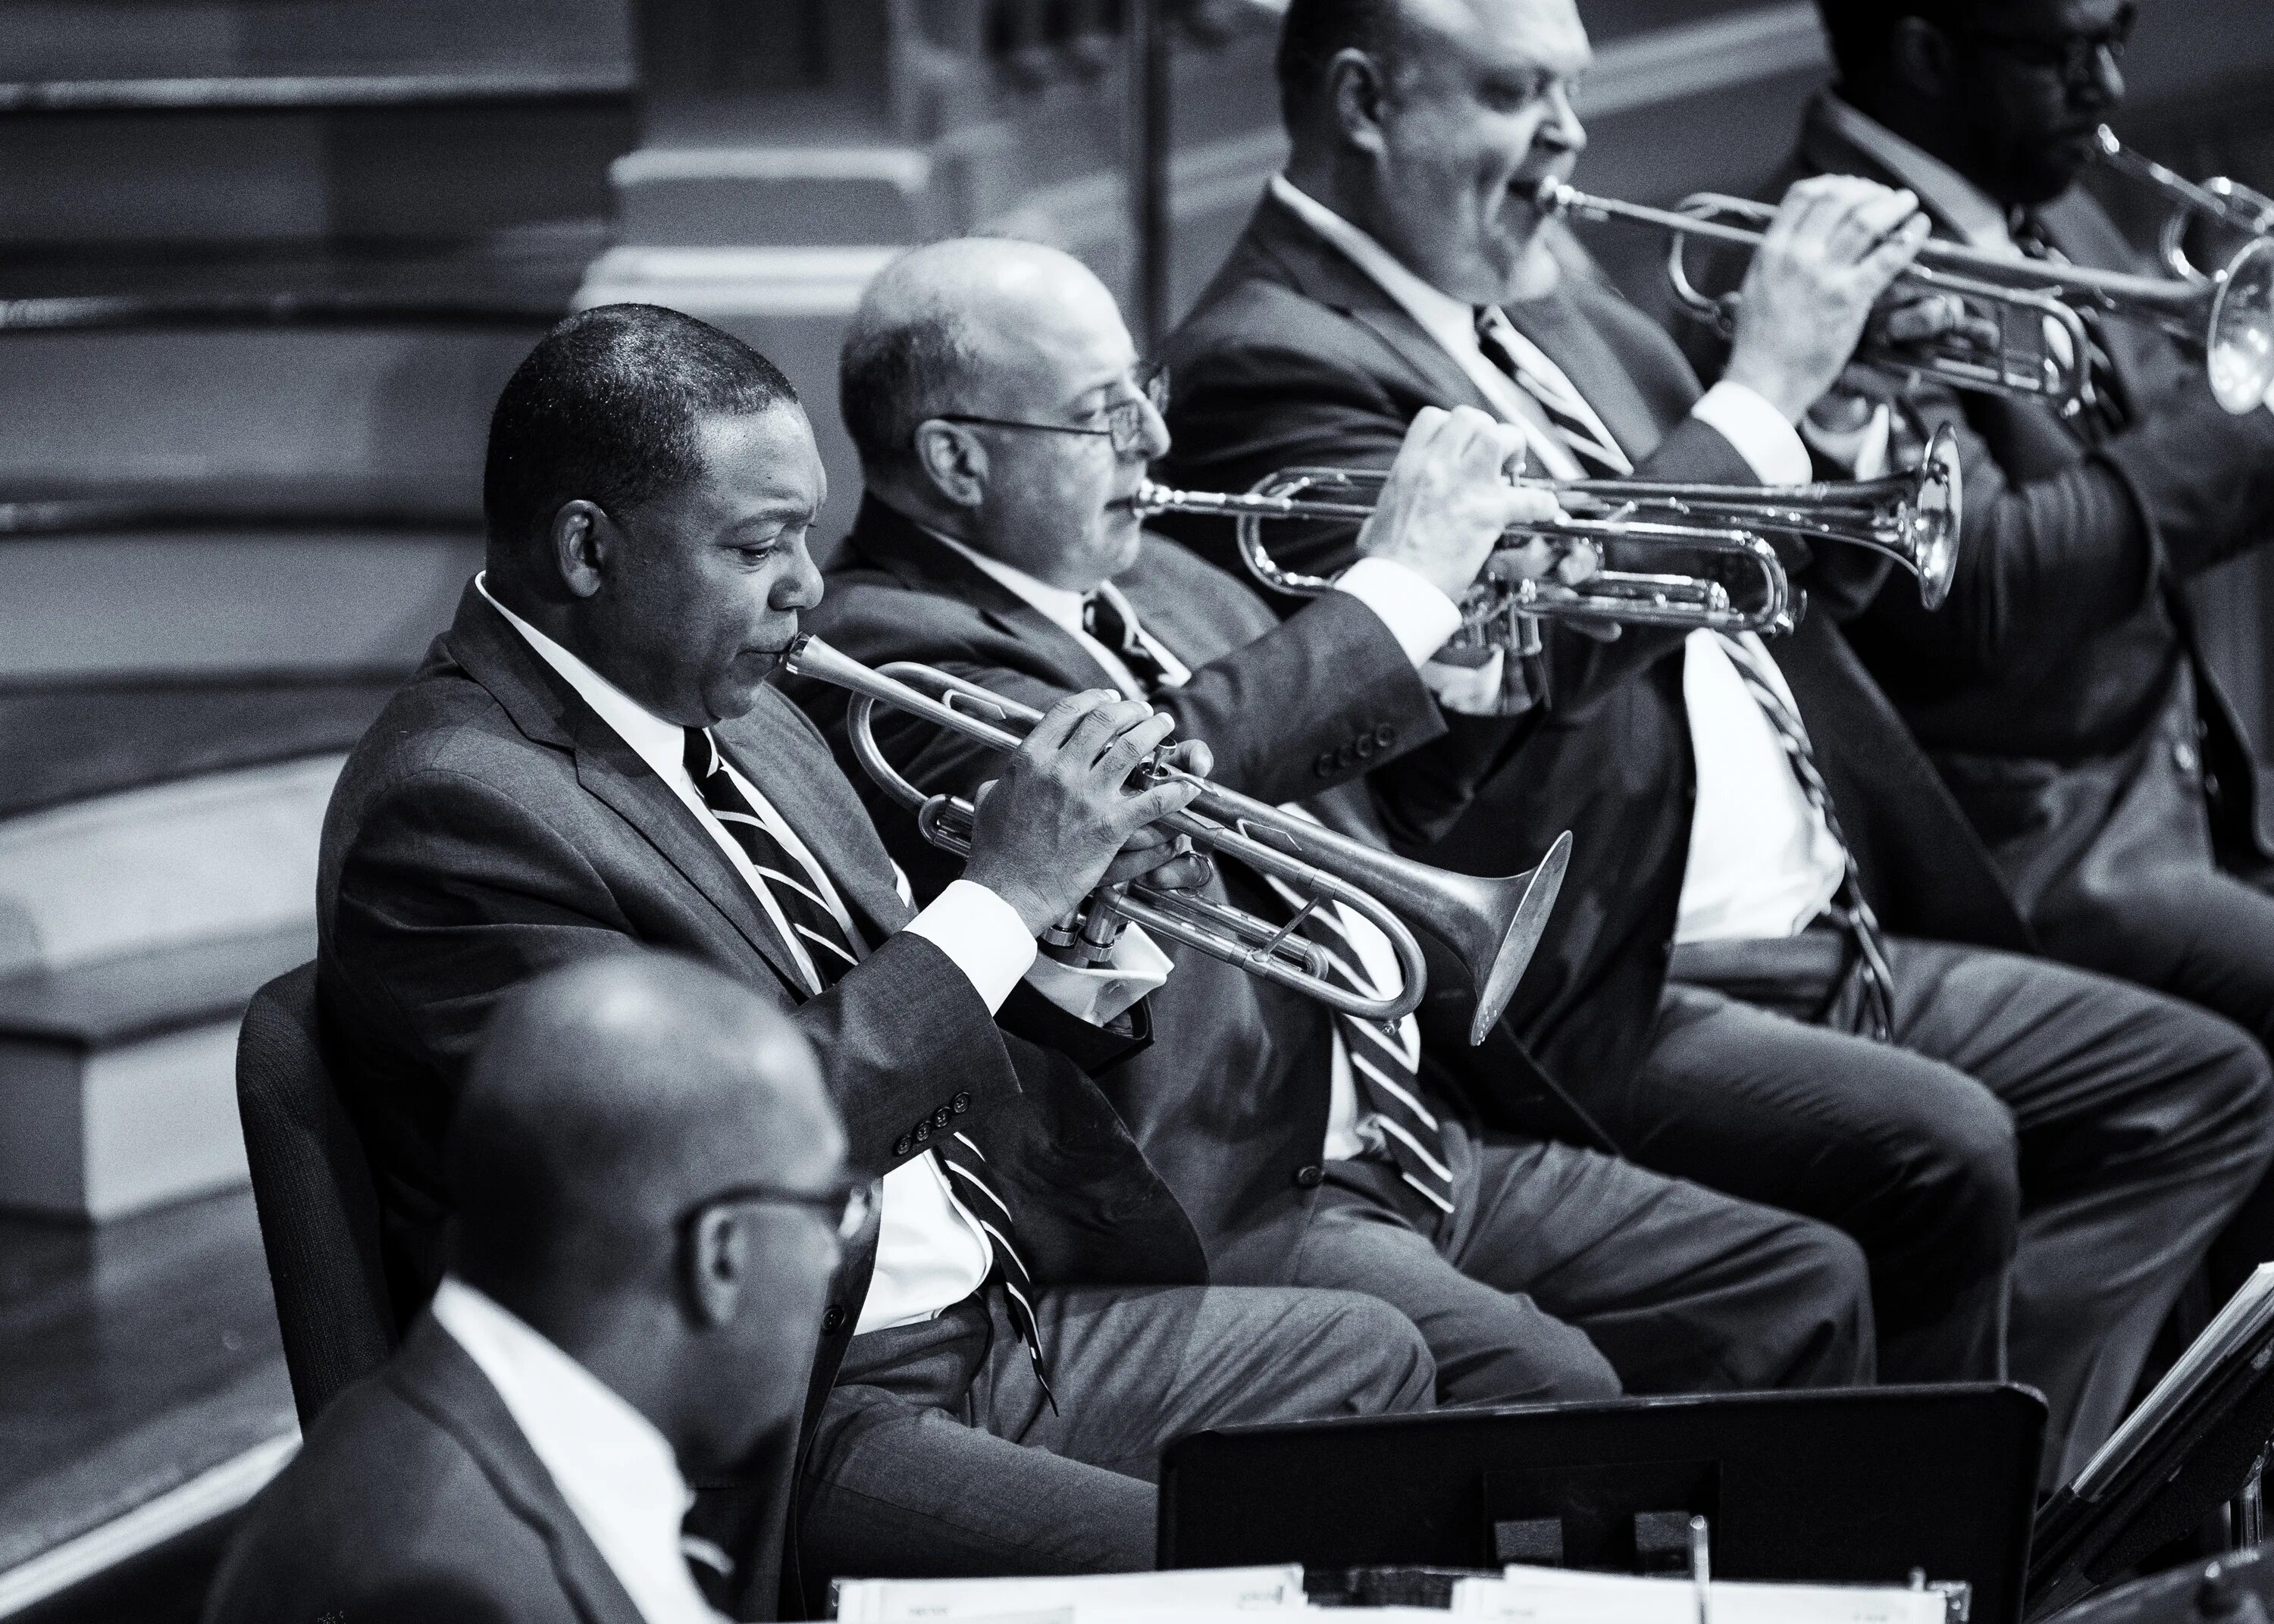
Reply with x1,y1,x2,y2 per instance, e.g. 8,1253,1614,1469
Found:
1710,635,1897,1040
683,727,1056,1397
1264,875,1458,1216
1082,590,1176,697
1474,305,1636,476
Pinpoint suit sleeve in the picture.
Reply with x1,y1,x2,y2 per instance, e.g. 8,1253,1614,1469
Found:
328,767,1022,1179
1850,374,2274,692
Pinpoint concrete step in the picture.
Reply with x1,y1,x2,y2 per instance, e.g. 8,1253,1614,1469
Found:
0,323,536,498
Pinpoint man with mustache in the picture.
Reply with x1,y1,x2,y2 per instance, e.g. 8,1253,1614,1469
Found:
1154,0,2274,1483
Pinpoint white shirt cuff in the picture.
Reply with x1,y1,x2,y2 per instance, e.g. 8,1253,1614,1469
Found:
1689,380,1813,487
901,878,1038,1015
1023,923,1173,1026
1335,555,1465,667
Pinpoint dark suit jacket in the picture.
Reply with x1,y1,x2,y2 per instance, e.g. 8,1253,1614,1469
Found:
794,497,1587,1269
1159,188,2031,1103
1733,99,2274,951
315,583,1207,1607
202,1316,647,1624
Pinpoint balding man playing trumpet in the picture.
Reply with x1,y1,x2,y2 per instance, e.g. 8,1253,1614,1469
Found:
792,235,1878,1410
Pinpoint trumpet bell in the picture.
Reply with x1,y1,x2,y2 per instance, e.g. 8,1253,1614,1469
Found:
1464,830,1572,1045
1903,424,1964,612
2207,236,2274,414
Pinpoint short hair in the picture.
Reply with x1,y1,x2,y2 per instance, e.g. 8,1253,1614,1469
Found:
481,303,797,561
1812,0,1970,87
1276,0,1403,130
838,296,981,474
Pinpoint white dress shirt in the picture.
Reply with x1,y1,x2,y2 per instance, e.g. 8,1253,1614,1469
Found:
1267,176,1850,947
932,540,1417,1163
431,1278,722,1624
475,578,1167,1334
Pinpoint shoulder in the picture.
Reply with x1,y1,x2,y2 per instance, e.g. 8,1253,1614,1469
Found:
205,1373,568,1623
330,665,568,820
1123,537,1280,640
810,566,1000,655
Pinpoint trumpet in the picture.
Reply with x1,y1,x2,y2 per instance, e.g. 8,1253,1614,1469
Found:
1128,422,1962,641
2094,126,2274,289
783,634,1571,1044
1536,177,2274,418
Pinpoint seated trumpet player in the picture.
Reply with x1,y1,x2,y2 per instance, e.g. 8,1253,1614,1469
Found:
789,234,1878,1407
315,302,1442,1604
1709,0,2274,1300
1154,0,2274,1484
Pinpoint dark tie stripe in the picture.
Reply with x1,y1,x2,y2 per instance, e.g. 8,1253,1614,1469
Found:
1475,306,1634,477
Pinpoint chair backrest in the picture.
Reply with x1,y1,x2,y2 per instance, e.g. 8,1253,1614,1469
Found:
236,961,396,1428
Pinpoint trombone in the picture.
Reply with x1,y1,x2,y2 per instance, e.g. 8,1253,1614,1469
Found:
2094,125,2274,289
1128,421,1963,641
1536,177,2274,418
783,634,1571,1044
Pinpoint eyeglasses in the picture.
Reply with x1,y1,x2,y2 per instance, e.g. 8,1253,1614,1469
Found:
1965,7,2135,86
932,363,1170,458
677,1175,875,1246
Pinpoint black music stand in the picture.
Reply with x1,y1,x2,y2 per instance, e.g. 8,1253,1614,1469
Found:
1159,1383,2044,1624
2029,1269,2274,1621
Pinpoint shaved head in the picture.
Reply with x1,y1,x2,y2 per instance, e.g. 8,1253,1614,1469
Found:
447,953,837,1299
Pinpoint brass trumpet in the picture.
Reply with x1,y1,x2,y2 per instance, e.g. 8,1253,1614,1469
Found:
1128,422,1962,642
1536,177,2274,418
783,634,1571,1044
2094,125,2274,289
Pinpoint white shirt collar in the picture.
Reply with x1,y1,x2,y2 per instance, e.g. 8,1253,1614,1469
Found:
1270,174,1485,370
431,1278,718,1624
1816,91,2016,254
475,571,690,788
927,530,1094,638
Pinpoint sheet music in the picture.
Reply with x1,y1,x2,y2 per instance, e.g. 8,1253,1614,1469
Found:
829,1565,1308,1621
2071,1260,2274,1500
1451,1565,1948,1624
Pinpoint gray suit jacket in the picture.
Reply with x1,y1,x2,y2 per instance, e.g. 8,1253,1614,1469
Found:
203,1316,646,1624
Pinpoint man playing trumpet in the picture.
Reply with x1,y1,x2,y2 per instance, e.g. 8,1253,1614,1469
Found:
791,234,1880,1408
1728,0,2274,1303
1155,0,2274,1482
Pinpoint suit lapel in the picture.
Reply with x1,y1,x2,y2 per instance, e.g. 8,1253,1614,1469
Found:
1242,193,1502,417
389,1318,650,1624
841,495,1129,694
445,583,813,997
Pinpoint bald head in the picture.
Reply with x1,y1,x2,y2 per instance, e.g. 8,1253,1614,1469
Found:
446,953,837,1300
840,238,1128,477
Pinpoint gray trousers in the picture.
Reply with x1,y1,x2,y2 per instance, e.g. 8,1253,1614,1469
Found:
1625,929,2274,1485
1282,1128,1877,1403
797,1282,1433,1588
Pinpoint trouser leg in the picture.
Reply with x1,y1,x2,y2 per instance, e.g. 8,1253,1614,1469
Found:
1875,937,2274,1484
799,1283,1436,1586
1443,1133,1876,1393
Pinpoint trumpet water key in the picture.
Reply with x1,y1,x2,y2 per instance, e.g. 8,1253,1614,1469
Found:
1536,177,2274,418
782,635,1571,1044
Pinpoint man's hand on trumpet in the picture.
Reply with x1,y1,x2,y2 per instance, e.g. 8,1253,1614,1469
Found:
1723,174,1936,424
963,690,1215,936
1354,404,1579,601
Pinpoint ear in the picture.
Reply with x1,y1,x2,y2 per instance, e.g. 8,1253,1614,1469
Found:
1327,47,1391,158
550,499,612,600
683,1206,745,1330
912,420,990,510
1888,15,1957,101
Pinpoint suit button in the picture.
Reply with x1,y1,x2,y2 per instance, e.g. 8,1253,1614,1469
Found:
1315,751,1336,778
932,1106,953,1129
821,1306,847,1333
2174,740,2201,775
913,1120,932,1144
1293,1164,1324,1188
893,1134,913,1157
1336,743,1356,768
1355,734,1377,759
952,1092,971,1113
1374,724,1396,747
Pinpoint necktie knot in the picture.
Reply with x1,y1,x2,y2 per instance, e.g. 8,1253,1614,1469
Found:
1081,591,1173,697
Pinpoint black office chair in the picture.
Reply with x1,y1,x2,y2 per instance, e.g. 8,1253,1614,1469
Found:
236,961,396,1428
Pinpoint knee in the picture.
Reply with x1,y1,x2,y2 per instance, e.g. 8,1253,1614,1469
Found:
1906,1092,2021,1282
1308,1291,1437,1413
1776,1222,1878,1385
